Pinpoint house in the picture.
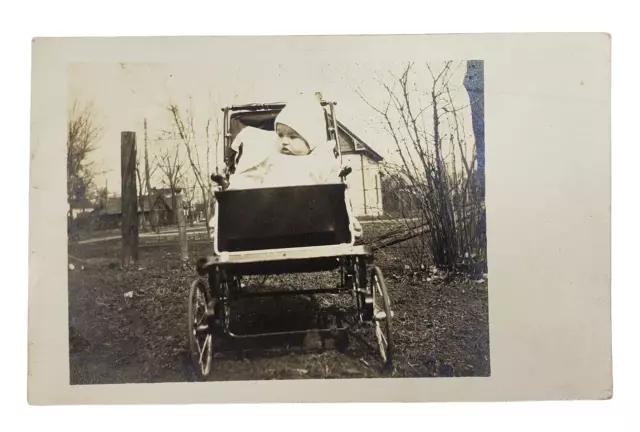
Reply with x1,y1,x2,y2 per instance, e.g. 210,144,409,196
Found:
334,120,385,218
149,187,182,227
68,198,97,219
68,198,98,232
93,197,144,229
93,188,183,229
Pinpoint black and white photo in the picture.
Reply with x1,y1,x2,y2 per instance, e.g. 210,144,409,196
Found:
28,34,612,404
66,58,489,383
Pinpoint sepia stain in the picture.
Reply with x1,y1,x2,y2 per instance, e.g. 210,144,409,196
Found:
580,81,585,86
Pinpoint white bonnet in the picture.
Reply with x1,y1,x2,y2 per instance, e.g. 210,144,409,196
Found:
274,93,329,153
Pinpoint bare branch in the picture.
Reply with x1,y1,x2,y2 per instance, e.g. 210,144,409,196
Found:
67,100,103,202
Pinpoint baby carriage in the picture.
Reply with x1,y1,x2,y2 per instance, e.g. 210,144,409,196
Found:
188,99,394,378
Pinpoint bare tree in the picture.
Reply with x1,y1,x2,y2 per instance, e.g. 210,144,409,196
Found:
156,143,185,225
181,175,198,226
134,119,159,231
142,118,159,230
135,158,146,230
67,100,102,204
354,61,485,274
168,99,220,237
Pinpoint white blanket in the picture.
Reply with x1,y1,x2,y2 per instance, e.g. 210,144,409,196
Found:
228,126,341,190
214,125,362,240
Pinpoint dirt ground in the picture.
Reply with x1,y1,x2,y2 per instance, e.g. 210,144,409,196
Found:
67,225,490,384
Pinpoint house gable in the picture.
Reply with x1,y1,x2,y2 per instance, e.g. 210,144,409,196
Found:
152,195,172,212
334,120,384,163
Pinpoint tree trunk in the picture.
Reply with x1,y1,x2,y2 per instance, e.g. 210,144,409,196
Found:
170,189,178,225
200,188,212,238
175,192,189,264
463,60,487,270
121,132,139,268
135,163,147,231
463,61,485,202
144,118,155,231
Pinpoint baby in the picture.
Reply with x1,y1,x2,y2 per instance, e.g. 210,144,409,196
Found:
227,94,340,189
214,93,363,238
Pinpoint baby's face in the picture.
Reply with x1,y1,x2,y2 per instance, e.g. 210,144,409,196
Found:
276,123,310,156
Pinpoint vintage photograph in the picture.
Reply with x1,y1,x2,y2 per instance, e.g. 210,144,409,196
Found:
66,58,488,384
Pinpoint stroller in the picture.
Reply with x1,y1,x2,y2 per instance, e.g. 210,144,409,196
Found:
188,99,394,378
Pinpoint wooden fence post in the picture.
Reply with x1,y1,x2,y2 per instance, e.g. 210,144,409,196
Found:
175,189,189,264
121,131,139,268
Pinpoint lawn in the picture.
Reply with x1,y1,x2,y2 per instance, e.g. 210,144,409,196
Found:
67,222,490,384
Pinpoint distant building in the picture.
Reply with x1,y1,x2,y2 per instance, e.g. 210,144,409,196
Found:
68,198,97,219
334,120,385,218
93,188,183,229
149,187,181,227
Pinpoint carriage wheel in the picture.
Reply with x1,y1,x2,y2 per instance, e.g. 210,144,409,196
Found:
188,279,213,378
371,266,394,370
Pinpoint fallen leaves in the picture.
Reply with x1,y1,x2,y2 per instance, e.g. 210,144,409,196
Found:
68,233,490,384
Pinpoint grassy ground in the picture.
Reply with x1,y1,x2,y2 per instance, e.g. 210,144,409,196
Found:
67,222,490,384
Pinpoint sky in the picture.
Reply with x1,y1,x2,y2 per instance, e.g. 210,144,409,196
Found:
68,58,478,198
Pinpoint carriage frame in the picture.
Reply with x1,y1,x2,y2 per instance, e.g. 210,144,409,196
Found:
187,99,394,378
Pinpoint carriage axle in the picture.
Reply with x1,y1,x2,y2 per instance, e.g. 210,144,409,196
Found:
229,285,352,299
225,324,351,339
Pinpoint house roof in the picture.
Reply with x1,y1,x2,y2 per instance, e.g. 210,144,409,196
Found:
97,196,156,215
139,196,158,212
153,194,174,211
151,187,182,195
335,120,384,163
69,198,96,210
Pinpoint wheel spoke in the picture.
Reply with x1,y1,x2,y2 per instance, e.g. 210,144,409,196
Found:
375,324,387,362
195,336,201,355
199,336,207,364
379,328,388,346
375,322,388,348
203,335,213,374
189,279,215,378
370,267,393,369
195,313,205,326
374,279,383,296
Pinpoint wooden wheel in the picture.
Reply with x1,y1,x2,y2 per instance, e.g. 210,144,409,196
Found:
371,266,394,371
188,279,213,378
